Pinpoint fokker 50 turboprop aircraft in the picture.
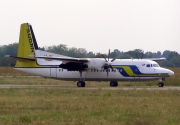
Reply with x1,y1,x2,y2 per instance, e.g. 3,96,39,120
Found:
6,23,174,87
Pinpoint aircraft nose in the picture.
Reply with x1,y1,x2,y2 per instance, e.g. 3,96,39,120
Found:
168,70,174,76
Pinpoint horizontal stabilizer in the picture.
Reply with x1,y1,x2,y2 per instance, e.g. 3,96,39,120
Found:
5,55,35,61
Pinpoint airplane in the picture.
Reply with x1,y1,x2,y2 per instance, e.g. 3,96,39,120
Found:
5,23,174,87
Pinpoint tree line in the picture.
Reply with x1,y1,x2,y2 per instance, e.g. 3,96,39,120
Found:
0,43,180,67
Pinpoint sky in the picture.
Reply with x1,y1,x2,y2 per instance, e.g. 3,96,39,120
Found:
0,0,180,54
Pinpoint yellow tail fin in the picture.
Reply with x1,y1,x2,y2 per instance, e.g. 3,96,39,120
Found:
15,23,39,67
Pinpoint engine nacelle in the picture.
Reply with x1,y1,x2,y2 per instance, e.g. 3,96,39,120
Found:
60,62,88,71
87,59,105,70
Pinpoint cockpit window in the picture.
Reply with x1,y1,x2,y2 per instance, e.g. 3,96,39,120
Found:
152,64,159,67
146,64,159,67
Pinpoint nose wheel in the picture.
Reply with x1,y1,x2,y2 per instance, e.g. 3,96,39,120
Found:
77,81,85,87
158,82,164,87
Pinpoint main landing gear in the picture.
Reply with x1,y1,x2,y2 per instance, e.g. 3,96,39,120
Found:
77,81,85,87
110,81,118,87
77,71,86,87
158,82,164,87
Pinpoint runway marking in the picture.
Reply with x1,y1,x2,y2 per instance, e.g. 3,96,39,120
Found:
0,85,180,90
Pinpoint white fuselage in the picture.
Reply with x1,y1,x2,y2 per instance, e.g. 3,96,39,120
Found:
15,58,174,82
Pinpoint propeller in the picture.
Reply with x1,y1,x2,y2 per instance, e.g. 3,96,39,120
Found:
102,49,116,77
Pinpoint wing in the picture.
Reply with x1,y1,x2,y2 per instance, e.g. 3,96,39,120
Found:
36,56,90,71
36,56,89,63
144,57,166,61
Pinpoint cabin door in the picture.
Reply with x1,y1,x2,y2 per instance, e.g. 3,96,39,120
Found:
50,68,57,78
133,66,140,79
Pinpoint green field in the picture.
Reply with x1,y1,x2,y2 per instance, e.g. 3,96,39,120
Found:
0,89,179,125
0,67,180,125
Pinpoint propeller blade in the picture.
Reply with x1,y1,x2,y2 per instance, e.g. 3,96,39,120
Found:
106,69,109,77
111,58,116,62
102,54,108,62
108,49,110,61
103,64,108,69
110,65,113,70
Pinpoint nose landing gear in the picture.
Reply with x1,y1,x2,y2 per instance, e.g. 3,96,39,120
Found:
158,78,165,87
158,82,164,87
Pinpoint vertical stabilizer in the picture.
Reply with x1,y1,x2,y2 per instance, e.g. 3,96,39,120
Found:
17,23,38,57
15,23,39,67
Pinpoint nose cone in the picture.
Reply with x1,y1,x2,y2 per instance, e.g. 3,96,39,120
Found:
168,70,174,76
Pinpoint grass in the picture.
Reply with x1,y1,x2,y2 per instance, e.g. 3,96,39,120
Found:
0,89,179,125
0,67,30,76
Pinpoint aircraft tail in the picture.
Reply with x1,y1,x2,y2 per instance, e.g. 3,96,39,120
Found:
14,23,39,67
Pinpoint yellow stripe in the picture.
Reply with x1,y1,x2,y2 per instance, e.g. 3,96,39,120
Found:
113,66,169,77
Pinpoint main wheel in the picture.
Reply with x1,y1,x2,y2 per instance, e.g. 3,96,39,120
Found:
77,81,81,87
77,81,85,87
110,81,118,87
115,81,118,87
81,81,85,87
